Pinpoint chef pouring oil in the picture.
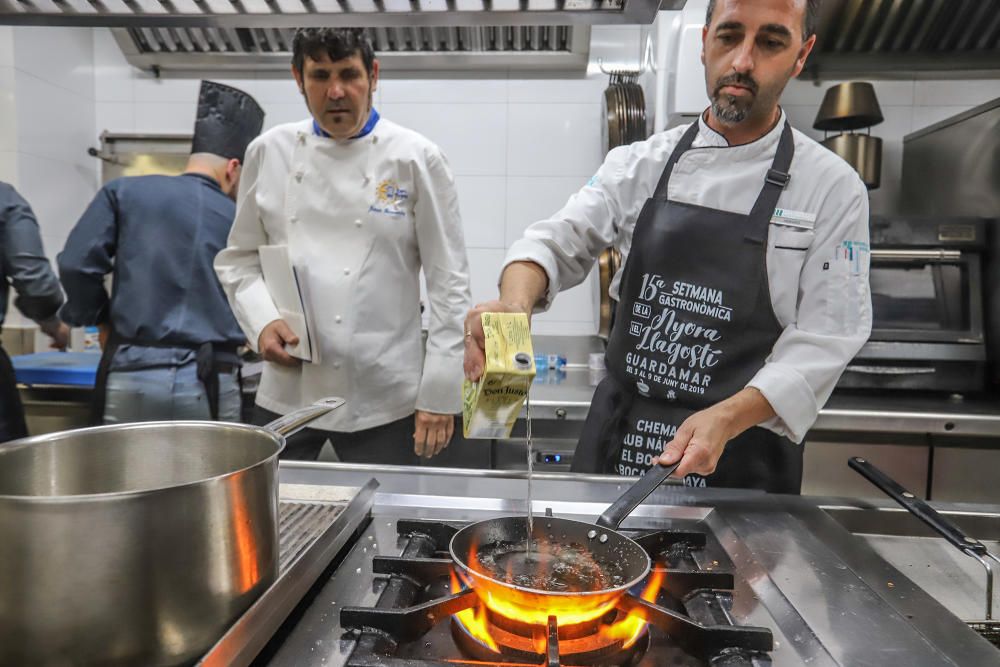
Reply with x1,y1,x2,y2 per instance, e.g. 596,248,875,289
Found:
462,312,536,548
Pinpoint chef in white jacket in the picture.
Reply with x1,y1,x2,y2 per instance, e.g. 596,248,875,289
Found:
464,0,871,492
215,28,471,462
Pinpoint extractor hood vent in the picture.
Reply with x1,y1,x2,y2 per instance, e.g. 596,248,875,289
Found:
807,0,1000,76
111,25,591,72
0,0,669,28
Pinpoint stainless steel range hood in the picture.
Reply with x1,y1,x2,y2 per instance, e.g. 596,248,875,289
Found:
0,0,674,28
110,25,593,72
806,0,1000,76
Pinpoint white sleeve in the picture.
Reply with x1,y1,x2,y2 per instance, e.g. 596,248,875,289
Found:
748,175,872,442
503,145,633,311
213,139,281,352
413,146,472,414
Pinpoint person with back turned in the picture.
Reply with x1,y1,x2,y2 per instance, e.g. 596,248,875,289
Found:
58,81,265,424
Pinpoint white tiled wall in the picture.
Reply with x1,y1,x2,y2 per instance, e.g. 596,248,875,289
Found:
782,77,1000,215
4,27,97,328
0,28,17,186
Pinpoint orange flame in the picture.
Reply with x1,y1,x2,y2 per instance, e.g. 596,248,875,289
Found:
597,567,664,648
452,534,666,656
450,571,499,652
462,537,622,626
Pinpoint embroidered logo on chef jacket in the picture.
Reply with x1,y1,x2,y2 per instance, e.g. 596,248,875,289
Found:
824,239,871,336
770,208,816,230
369,179,409,218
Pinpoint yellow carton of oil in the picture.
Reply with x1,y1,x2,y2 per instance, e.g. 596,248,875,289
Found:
462,312,535,439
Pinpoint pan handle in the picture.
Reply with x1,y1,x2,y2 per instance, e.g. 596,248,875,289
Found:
849,457,987,556
849,456,1000,620
595,461,681,530
262,398,346,438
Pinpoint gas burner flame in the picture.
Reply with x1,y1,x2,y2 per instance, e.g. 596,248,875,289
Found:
450,570,498,651
451,536,666,655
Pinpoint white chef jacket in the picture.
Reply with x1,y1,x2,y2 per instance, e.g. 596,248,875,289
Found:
506,110,872,443
215,117,471,432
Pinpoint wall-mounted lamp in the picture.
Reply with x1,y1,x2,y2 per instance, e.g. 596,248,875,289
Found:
814,82,884,189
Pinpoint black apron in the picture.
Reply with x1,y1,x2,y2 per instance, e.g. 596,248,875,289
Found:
571,121,803,494
89,334,241,425
0,340,28,443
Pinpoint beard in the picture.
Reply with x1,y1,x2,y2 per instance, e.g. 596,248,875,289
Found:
710,72,759,125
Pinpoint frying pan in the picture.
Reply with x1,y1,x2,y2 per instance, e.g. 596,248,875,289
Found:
449,461,680,625
850,456,1000,648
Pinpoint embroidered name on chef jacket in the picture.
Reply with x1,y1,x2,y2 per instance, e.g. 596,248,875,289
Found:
369,179,409,218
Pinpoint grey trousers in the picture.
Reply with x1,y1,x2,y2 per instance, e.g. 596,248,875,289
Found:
103,363,241,424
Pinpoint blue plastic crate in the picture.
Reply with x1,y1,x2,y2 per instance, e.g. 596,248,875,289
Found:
12,351,100,387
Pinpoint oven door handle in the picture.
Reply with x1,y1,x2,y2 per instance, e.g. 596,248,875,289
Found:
869,249,962,261
845,364,937,375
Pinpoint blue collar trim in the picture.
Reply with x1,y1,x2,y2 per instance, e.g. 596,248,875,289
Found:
313,108,380,140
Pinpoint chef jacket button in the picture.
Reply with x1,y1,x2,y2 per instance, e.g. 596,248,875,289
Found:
333,362,341,369
335,315,342,323
343,268,350,275
354,219,362,227
295,171,303,182
289,215,298,223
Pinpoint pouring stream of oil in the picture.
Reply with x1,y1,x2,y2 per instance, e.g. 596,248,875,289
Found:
525,392,534,557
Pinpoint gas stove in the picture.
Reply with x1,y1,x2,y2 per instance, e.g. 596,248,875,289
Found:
339,518,773,667
250,465,1000,667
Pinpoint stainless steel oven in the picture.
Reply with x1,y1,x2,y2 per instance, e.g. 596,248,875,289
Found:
838,216,990,393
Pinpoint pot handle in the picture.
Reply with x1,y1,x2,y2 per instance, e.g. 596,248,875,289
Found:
262,397,346,438
596,461,681,530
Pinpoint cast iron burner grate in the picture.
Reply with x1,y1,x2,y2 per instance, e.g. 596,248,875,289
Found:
340,519,773,667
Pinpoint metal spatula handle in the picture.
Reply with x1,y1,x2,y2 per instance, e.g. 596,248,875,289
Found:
596,461,681,530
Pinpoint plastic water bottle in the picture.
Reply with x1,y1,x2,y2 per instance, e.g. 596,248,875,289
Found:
83,326,100,351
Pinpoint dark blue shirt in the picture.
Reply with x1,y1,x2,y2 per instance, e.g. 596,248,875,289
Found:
58,173,244,369
0,182,64,327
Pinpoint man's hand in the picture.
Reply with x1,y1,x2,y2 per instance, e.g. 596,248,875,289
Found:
414,410,454,458
464,261,548,382
657,405,736,477
658,388,776,477
258,319,302,368
41,320,70,351
463,301,529,381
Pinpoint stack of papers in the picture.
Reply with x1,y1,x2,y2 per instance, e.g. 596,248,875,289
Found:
258,245,318,363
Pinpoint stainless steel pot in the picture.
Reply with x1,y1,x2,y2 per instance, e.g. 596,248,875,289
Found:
0,398,344,667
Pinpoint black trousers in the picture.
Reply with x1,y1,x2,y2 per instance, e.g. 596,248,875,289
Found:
0,345,28,443
255,406,422,464
0,347,28,442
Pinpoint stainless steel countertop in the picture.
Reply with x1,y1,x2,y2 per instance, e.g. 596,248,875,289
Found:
527,367,1000,437
266,462,1000,666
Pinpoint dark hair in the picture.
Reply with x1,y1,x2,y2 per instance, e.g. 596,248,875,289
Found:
706,0,820,39
291,28,375,75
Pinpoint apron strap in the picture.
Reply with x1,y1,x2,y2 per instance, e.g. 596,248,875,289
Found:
652,119,795,245
195,342,241,421
652,122,701,198
89,331,120,426
744,121,795,245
